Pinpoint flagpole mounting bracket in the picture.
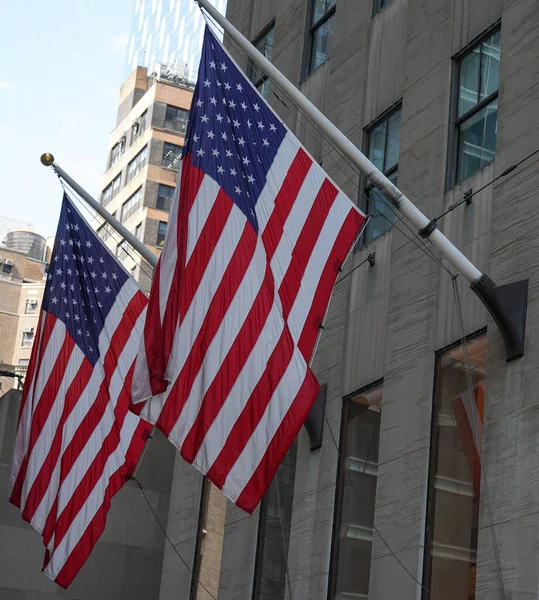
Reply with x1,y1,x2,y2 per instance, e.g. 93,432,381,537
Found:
471,274,528,362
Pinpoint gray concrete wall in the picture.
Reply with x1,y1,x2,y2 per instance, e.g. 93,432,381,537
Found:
0,390,176,600
221,0,539,599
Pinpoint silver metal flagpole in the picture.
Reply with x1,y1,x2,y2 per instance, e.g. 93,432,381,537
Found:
194,0,529,361
40,153,158,269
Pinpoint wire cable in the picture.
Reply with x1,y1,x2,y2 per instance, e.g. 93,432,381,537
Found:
323,412,444,600
132,476,218,600
436,147,539,222
451,276,506,600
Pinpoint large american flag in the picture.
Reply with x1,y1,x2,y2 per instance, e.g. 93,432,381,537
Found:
10,194,151,587
133,26,365,512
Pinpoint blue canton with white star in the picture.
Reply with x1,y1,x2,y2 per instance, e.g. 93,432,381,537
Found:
42,195,129,366
183,26,287,232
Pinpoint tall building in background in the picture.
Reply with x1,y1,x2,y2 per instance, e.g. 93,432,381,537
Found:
96,65,193,293
125,0,227,79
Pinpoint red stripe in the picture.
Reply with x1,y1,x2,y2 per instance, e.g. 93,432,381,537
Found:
16,310,46,425
180,189,233,317
279,178,338,319
52,418,149,589
22,359,93,526
20,335,75,522
298,209,364,361
143,157,205,393
10,312,58,508
181,260,275,464
51,364,138,548
206,326,295,489
235,368,319,513
262,148,312,261
157,220,257,437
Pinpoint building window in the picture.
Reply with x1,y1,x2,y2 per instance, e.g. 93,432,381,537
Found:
162,142,183,169
132,109,148,143
330,384,382,600
360,105,401,244
109,137,126,168
253,442,297,600
116,240,129,262
97,223,112,242
2,261,13,274
373,0,392,13
127,146,148,182
157,184,175,211
121,187,143,222
423,332,486,600
453,28,500,184
135,222,143,241
21,330,34,348
164,104,189,134
247,22,275,99
25,298,38,314
101,174,121,207
156,221,167,247
18,359,29,366
308,0,336,75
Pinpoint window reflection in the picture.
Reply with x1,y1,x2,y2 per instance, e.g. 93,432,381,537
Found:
424,333,486,600
331,385,382,599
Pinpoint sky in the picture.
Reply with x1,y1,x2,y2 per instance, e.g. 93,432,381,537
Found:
0,0,133,238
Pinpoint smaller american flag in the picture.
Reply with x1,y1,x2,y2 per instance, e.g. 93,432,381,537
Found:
10,194,151,588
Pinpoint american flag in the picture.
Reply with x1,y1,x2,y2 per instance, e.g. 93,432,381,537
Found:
10,194,151,587
133,26,365,512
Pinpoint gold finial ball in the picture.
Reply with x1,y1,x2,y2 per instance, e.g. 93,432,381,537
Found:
40,152,55,166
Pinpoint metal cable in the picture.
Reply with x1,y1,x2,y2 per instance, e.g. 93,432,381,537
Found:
323,412,444,600
437,147,539,221
132,477,218,600
451,276,506,600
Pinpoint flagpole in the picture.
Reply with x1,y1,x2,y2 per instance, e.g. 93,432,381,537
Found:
193,0,528,361
40,153,158,269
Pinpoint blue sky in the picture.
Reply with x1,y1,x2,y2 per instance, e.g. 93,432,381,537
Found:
0,0,133,238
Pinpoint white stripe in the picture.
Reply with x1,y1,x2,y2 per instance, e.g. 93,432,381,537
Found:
270,163,326,290
186,175,220,264
222,346,308,502
163,195,245,383
167,233,267,450
10,314,50,489
287,194,350,343
44,412,140,580
256,133,301,234
193,296,285,473
158,179,181,323
22,344,85,521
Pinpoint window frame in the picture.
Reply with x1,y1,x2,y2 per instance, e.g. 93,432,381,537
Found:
358,101,402,247
121,187,142,222
421,327,487,600
164,104,189,135
161,142,183,170
127,146,148,182
447,22,501,188
131,109,148,143
305,0,336,77
156,220,168,247
247,20,276,97
328,380,383,600
109,137,126,169
21,330,34,348
157,183,175,211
